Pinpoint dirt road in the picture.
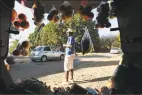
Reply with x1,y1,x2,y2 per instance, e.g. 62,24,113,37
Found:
9,53,121,89
38,53,121,89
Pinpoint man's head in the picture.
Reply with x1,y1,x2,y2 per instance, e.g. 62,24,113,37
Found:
66,28,73,36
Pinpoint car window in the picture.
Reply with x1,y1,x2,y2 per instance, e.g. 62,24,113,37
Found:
33,47,42,51
44,47,51,51
51,47,56,51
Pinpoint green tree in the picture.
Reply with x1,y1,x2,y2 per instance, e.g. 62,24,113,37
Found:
116,33,120,42
28,32,39,49
112,33,121,48
9,39,19,53
57,13,88,44
100,35,116,49
40,22,59,45
28,13,100,52
112,40,121,48
99,34,121,50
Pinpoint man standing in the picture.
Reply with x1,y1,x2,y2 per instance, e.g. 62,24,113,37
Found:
63,28,75,84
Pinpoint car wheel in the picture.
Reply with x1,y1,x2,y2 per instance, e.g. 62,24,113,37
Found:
41,55,47,62
60,54,64,60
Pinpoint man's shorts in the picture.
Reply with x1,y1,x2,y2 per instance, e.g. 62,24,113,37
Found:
64,54,75,71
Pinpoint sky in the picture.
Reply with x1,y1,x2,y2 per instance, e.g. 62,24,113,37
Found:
9,1,119,46
10,1,49,45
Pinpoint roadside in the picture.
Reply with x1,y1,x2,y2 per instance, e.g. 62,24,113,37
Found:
9,53,121,89
38,54,121,89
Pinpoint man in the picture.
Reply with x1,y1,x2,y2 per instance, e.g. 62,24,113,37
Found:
63,28,75,84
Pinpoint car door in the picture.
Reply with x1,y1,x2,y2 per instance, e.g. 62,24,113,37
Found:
43,47,53,59
51,47,61,58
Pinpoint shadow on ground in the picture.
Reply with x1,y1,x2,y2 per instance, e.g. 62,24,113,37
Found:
75,76,111,84
77,55,112,58
75,60,119,70
35,60,119,80
9,55,120,81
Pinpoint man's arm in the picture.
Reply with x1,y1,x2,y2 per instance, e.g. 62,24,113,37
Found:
63,37,74,48
63,44,72,48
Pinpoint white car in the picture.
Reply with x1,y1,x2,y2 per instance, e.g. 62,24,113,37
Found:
110,48,121,54
30,46,65,62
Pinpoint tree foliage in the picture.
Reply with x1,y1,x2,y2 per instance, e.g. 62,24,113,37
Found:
116,33,120,42
112,33,121,48
99,34,121,50
28,13,100,52
9,39,19,53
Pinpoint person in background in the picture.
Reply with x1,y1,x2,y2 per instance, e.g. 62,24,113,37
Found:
63,28,76,84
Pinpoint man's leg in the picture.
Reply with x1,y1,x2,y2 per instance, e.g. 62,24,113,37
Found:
65,71,69,82
70,69,74,80
69,54,75,81
64,56,69,82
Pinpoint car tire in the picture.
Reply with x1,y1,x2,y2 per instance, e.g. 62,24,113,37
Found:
41,55,47,62
60,54,64,60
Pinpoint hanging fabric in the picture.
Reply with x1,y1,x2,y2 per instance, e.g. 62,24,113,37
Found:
81,0,88,7
32,0,45,26
81,27,94,55
36,23,45,32
12,0,31,56
59,1,73,20
47,5,59,22
11,0,29,31
9,24,20,34
79,0,94,21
